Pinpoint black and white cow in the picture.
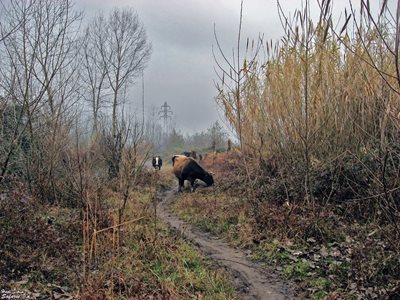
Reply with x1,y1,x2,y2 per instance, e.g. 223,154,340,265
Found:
152,156,163,170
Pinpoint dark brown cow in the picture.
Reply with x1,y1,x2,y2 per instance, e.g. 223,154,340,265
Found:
172,155,214,192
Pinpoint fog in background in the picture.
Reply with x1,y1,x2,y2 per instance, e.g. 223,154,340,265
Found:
77,0,386,135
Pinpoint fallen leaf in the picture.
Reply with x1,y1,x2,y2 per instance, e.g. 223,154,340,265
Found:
313,254,321,261
53,292,64,300
320,246,329,257
345,236,353,243
15,279,28,285
31,292,41,298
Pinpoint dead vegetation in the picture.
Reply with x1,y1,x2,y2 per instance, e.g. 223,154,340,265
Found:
174,151,400,298
2,0,400,298
0,176,81,298
203,0,400,297
0,1,235,298
0,161,236,299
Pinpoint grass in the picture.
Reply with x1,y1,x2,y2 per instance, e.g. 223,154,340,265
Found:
283,260,311,278
1,172,236,299
81,180,237,299
172,192,254,248
147,239,235,299
0,183,81,294
171,153,400,299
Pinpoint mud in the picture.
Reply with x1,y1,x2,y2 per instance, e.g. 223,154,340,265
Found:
157,189,298,300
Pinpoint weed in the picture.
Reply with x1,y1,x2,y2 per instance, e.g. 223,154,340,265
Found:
284,260,312,279
253,241,290,265
310,277,330,291
311,290,329,300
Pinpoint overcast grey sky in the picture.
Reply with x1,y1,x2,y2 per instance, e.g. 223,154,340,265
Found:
77,0,386,134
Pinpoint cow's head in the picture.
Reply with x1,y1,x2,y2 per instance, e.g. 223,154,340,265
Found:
203,171,214,186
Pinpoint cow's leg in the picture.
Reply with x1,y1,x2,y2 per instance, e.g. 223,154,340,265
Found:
180,172,190,192
189,178,197,192
178,178,184,192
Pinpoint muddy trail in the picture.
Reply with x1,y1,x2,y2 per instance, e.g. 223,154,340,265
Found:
157,188,297,300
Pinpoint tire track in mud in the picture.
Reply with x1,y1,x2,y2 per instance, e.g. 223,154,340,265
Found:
157,189,297,300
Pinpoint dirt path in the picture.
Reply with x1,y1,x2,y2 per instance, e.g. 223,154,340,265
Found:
157,189,297,300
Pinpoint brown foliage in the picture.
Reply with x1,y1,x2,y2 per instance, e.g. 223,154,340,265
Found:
188,152,400,297
0,176,81,289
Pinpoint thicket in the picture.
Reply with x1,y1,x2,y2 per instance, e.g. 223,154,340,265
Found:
0,0,156,296
213,2,400,296
171,147,400,297
0,1,237,298
215,0,400,233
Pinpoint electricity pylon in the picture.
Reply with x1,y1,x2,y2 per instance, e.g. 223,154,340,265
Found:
158,101,173,136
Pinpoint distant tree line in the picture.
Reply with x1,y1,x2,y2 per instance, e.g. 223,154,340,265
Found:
152,120,228,156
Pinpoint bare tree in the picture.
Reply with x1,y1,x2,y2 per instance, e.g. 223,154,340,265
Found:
0,0,81,199
98,8,152,139
33,0,82,201
81,15,109,135
213,1,262,151
118,116,150,232
144,105,163,151
82,8,151,178
208,121,226,150
0,0,30,43
0,0,44,182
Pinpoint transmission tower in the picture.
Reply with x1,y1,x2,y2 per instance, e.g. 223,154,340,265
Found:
158,101,173,136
